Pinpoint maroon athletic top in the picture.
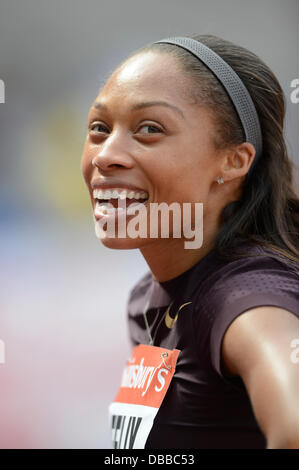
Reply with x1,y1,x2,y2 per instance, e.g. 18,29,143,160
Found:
126,237,299,449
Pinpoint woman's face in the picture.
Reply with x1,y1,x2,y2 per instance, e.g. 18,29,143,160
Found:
81,51,226,249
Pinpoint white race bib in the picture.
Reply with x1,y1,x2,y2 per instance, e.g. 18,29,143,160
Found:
109,344,180,449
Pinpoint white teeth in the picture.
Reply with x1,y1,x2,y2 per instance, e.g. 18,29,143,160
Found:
93,187,149,200
95,200,126,215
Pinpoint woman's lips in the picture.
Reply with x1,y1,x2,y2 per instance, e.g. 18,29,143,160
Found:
90,177,149,194
92,186,149,220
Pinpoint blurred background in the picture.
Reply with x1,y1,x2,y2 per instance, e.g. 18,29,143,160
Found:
0,0,298,449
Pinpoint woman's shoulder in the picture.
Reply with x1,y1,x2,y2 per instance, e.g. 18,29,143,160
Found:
191,239,299,382
192,237,299,309
209,237,298,280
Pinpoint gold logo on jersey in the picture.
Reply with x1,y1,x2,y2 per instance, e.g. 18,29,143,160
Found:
165,302,192,329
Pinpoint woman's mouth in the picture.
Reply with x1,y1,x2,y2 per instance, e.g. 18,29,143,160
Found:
93,187,149,219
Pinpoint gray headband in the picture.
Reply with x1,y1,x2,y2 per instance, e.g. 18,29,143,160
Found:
153,36,263,165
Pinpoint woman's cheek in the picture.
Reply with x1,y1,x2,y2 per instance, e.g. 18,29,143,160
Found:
81,145,94,183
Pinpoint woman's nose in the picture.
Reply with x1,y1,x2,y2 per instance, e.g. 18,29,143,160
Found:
92,132,134,172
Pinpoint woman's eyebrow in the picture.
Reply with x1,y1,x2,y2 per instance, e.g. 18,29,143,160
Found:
92,100,185,119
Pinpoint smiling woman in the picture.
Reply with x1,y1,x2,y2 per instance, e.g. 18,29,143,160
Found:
81,34,299,449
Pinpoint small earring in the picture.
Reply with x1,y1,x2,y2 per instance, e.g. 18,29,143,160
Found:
217,176,224,185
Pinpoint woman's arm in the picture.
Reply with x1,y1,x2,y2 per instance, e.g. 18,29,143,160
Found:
221,306,299,449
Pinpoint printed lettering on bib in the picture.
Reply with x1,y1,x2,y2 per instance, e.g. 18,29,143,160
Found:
109,344,180,449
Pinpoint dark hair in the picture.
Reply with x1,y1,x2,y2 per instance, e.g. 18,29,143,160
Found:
123,34,299,269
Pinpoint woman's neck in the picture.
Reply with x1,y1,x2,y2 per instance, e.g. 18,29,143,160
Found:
140,228,217,282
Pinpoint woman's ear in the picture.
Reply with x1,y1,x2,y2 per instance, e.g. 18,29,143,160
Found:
221,142,256,182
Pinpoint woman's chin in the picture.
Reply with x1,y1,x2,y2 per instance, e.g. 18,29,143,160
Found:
94,221,149,250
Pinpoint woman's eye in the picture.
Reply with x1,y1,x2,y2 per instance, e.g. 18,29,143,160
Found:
138,124,162,134
88,122,162,135
89,123,109,133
